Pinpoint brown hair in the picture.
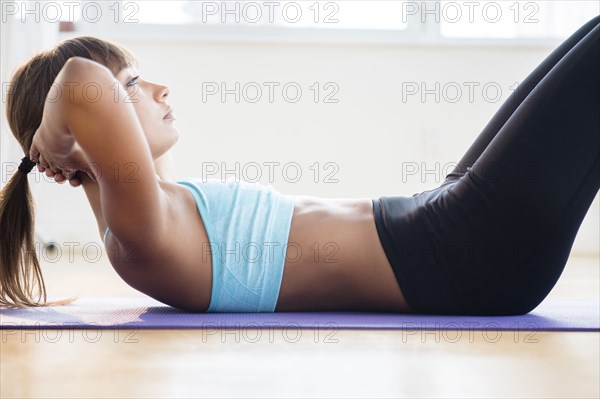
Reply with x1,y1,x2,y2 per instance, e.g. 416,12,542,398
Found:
0,36,136,308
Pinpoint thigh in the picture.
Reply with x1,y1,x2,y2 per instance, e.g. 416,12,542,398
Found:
455,158,600,315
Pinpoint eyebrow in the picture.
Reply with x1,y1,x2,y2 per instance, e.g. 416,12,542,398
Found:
122,74,140,86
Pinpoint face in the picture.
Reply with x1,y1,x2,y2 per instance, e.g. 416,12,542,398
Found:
115,65,179,160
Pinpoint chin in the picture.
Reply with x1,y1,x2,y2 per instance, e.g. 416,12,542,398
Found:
167,133,180,149
153,132,179,154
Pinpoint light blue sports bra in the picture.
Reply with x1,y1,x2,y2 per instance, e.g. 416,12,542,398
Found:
103,177,296,313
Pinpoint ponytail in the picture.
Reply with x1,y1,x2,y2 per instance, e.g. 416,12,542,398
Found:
0,166,77,307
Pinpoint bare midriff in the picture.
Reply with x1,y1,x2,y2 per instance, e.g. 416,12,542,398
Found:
275,195,412,313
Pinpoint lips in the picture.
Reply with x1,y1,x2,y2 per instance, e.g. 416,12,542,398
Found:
163,107,175,120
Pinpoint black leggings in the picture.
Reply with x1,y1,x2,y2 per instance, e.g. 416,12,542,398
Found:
372,15,600,316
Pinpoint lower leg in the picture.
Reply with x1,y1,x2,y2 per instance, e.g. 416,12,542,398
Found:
443,14,600,184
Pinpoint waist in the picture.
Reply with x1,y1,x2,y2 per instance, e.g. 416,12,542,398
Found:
275,195,392,311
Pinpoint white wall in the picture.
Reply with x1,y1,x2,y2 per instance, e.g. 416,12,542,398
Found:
2,36,598,255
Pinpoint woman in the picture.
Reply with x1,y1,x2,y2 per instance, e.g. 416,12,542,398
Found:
1,15,598,315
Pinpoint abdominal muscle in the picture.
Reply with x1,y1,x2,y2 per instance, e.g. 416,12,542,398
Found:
275,195,412,313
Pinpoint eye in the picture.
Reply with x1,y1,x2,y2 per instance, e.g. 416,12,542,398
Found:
125,76,140,88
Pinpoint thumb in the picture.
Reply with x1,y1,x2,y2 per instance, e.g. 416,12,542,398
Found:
29,143,39,163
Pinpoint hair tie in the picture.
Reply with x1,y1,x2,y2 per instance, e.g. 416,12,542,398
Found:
18,156,37,174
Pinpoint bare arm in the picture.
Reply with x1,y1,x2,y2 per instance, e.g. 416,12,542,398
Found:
30,57,169,258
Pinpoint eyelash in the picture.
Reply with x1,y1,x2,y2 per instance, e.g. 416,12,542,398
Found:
125,76,140,88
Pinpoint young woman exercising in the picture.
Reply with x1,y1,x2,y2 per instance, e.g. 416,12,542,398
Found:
1,15,598,315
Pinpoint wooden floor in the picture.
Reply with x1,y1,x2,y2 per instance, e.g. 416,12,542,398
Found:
1,249,598,398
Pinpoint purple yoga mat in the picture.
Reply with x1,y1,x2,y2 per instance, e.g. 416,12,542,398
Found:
0,297,598,331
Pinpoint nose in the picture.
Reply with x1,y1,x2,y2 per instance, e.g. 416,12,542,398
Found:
153,83,169,102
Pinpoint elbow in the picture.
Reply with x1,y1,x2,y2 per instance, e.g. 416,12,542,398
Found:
56,57,115,107
62,57,112,78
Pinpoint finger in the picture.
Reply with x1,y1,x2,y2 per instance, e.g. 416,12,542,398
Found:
67,170,79,180
29,144,39,162
38,154,45,172
45,168,56,177
68,171,82,187
62,171,74,182
54,173,66,183
69,177,81,187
